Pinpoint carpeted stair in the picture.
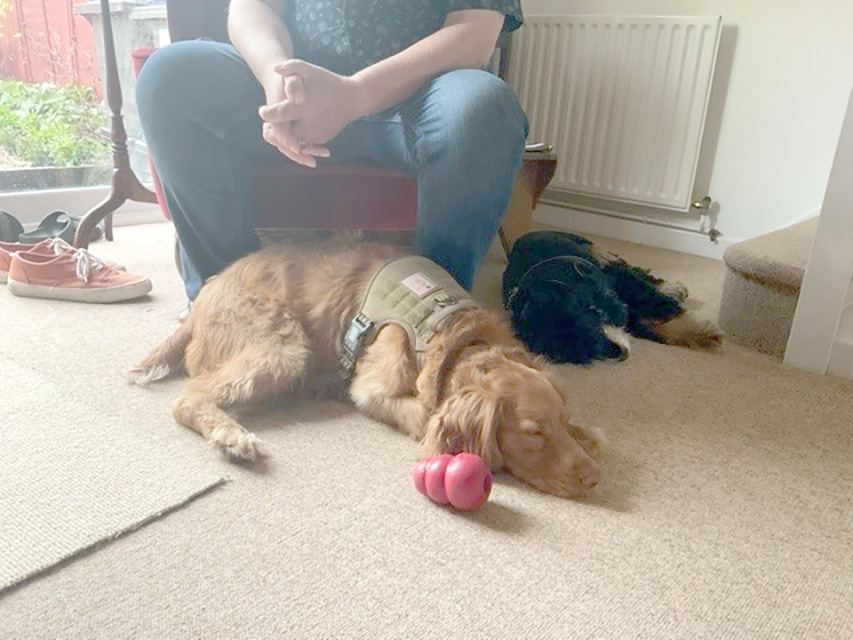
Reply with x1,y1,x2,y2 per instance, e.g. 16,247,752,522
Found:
719,218,818,357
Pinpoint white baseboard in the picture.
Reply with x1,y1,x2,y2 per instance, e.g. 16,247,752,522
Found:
827,338,853,380
533,203,736,260
111,208,167,229
790,207,822,226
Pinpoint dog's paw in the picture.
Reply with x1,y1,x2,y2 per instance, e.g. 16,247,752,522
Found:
659,280,689,302
209,426,268,462
123,363,170,386
692,319,724,350
656,314,724,350
603,325,631,361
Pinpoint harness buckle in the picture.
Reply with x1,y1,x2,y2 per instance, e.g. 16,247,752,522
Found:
339,313,374,380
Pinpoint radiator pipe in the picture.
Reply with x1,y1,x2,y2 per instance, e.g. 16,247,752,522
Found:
539,196,723,242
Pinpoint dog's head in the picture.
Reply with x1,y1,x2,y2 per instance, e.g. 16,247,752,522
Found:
420,348,600,498
505,256,630,364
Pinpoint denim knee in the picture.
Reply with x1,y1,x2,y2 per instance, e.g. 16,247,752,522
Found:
137,43,193,121
420,70,527,171
136,41,238,132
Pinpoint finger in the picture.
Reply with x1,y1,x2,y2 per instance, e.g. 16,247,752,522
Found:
284,74,306,105
302,145,331,158
263,121,296,156
272,138,317,168
276,125,321,160
275,59,312,77
259,100,301,123
266,120,299,153
287,120,330,158
264,121,303,157
263,123,318,168
281,120,329,159
284,146,318,168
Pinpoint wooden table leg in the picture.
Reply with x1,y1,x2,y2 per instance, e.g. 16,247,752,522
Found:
499,162,537,256
74,0,157,249
76,167,156,247
499,152,557,257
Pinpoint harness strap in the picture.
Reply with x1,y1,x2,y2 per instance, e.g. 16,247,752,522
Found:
339,256,477,380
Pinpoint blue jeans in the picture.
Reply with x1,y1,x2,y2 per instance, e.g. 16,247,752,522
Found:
136,41,527,299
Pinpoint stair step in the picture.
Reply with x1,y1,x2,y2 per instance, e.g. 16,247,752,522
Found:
719,218,818,357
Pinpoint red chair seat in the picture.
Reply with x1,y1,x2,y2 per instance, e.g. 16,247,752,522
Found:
250,160,416,230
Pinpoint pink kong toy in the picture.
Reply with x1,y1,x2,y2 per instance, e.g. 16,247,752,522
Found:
412,453,492,511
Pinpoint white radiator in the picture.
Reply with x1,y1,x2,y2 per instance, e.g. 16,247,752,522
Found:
507,15,722,212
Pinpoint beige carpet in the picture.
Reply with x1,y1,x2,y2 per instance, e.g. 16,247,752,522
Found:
0,358,223,592
0,222,851,639
0,226,226,592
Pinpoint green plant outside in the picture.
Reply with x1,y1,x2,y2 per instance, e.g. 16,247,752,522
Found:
0,80,109,168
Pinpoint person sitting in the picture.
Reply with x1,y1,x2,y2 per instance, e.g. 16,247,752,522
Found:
136,0,528,300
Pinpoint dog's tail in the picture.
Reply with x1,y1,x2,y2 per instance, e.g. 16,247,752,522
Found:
124,321,192,385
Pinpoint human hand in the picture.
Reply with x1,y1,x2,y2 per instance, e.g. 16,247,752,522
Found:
258,59,366,149
261,67,330,168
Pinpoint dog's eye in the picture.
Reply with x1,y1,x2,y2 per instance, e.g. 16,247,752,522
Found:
519,420,545,441
520,419,540,433
518,431,546,452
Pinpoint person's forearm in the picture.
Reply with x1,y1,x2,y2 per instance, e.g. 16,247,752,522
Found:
350,10,504,119
227,0,294,96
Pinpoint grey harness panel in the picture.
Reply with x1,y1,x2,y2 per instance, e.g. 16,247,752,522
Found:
339,256,478,378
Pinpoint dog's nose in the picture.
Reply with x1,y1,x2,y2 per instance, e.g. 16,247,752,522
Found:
577,463,599,489
603,337,630,361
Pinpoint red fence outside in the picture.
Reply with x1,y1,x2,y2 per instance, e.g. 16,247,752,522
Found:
0,0,101,95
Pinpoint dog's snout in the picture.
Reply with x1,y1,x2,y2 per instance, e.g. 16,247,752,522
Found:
577,462,599,489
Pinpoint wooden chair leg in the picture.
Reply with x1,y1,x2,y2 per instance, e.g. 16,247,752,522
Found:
498,226,511,257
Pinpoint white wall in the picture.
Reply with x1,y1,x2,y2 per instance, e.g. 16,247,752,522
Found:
785,88,853,379
525,0,853,251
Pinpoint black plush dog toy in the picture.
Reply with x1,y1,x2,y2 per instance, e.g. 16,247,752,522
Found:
502,231,722,364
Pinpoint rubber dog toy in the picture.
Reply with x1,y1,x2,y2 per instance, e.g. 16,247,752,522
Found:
412,453,492,511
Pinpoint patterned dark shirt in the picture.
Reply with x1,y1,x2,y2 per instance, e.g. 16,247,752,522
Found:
283,0,522,75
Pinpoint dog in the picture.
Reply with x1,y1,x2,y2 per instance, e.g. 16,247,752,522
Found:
502,231,722,364
127,239,600,499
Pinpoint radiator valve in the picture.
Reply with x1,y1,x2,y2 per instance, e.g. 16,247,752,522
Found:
692,197,722,242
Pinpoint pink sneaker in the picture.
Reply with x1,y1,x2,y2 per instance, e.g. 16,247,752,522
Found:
0,240,24,285
0,238,124,284
7,246,151,303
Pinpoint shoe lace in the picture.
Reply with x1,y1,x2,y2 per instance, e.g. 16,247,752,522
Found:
46,238,73,256
72,248,108,283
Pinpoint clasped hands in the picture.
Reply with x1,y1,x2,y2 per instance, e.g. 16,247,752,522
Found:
259,59,364,168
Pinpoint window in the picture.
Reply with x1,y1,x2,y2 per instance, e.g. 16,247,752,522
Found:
0,0,168,225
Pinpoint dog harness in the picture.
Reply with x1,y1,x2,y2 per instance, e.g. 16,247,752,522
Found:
339,256,478,379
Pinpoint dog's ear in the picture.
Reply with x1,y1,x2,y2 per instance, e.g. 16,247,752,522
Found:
417,309,517,410
419,388,505,470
